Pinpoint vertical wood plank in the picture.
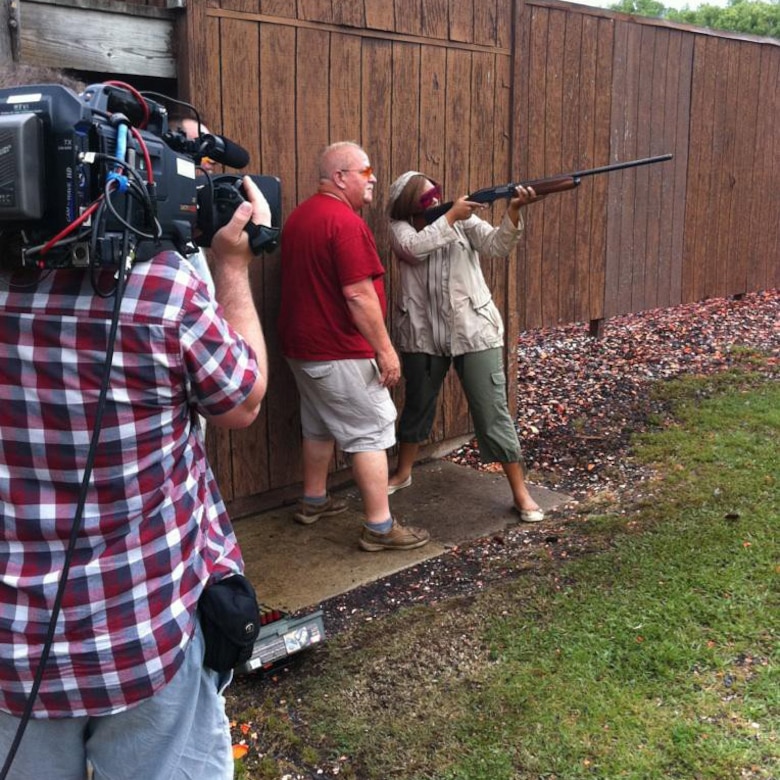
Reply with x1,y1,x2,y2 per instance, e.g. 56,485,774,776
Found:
721,40,742,297
422,0,448,40
669,31,693,306
513,1,532,329
522,6,548,328
698,37,722,301
727,43,758,295
361,38,393,251
364,0,395,31
222,0,260,12
261,22,304,489
558,10,582,323
419,45,447,182
333,1,365,27
449,0,474,44
613,21,641,316
751,47,780,291
540,9,566,325
604,19,626,318
329,33,363,142
588,16,614,320
631,23,655,313
496,0,513,51
394,0,422,36
390,41,422,178
296,28,330,204
260,0,296,17
474,0,498,48
649,28,671,310
298,0,332,23
218,18,269,498
574,13,597,323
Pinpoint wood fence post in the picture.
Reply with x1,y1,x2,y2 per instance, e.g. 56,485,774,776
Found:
1,0,21,68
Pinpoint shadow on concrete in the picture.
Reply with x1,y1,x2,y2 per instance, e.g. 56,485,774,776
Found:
233,459,572,613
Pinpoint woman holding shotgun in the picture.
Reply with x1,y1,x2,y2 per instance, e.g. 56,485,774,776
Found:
385,171,545,522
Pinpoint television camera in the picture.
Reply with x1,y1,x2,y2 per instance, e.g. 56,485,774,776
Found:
0,81,281,270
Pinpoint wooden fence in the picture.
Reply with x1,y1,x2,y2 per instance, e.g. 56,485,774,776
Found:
172,0,779,517
11,0,779,515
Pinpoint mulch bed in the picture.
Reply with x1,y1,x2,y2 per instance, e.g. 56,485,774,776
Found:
227,289,778,775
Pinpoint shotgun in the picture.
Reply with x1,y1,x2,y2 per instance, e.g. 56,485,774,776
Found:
421,153,673,224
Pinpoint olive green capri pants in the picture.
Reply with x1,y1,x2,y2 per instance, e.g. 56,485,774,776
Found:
398,347,522,464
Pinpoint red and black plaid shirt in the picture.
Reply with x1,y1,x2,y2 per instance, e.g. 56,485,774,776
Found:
0,252,256,718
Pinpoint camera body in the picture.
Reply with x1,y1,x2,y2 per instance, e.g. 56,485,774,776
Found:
0,82,280,269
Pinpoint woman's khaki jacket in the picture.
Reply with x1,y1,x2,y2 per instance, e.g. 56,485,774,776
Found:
389,212,522,356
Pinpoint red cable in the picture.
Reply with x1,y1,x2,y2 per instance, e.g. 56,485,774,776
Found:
39,199,103,257
103,80,150,129
129,127,154,184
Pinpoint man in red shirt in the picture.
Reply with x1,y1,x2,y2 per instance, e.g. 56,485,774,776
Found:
278,142,429,552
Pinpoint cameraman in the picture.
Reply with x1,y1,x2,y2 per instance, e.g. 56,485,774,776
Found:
0,67,270,779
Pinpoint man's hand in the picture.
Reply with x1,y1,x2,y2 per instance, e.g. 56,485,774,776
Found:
376,346,401,388
210,176,272,267
342,277,400,388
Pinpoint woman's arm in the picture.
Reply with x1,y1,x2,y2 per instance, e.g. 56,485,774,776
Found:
389,217,460,265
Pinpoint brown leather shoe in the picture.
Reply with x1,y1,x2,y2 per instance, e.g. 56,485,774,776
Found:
294,495,348,525
359,519,430,552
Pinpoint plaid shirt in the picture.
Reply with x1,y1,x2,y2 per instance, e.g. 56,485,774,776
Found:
0,252,257,718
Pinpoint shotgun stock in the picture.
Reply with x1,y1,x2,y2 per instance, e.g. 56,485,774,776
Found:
422,153,673,224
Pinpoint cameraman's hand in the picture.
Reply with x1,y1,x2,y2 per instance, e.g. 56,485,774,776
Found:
207,175,271,429
211,176,272,265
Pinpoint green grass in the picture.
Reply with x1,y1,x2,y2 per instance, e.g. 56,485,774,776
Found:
235,370,779,779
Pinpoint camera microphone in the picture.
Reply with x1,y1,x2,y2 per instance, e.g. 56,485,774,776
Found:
200,134,250,169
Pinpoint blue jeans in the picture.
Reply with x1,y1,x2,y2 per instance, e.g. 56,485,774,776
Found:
0,616,233,780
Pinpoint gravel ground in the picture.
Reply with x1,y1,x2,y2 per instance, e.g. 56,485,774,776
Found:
227,288,779,776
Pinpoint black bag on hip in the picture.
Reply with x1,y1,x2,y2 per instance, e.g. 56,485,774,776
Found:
198,574,260,672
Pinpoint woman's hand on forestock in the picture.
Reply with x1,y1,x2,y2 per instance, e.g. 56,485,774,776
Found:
509,184,545,210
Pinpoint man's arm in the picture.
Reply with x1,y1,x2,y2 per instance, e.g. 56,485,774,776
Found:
342,277,400,388
207,177,270,428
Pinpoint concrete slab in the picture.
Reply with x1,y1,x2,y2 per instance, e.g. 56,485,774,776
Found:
233,459,572,613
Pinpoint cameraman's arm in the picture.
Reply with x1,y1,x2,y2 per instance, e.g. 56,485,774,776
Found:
207,177,270,429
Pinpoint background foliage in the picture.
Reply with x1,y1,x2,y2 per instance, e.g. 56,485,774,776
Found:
608,0,780,37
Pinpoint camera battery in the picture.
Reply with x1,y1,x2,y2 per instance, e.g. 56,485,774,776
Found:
0,113,44,219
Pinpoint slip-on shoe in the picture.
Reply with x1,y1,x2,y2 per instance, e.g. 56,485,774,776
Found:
515,505,545,523
387,475,413,495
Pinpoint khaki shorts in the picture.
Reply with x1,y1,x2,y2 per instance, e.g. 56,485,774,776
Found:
286,358,397,453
